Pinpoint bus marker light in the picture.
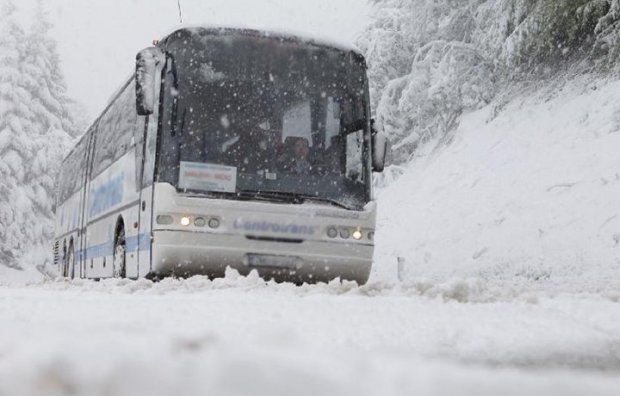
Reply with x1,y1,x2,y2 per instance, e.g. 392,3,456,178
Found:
156,215,174,225
208,218,220,229
180,216,191,226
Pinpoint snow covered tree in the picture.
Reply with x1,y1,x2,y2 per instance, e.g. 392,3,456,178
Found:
360,0,620,164
23,1,80,138
359,0,495,163
376,41,494,161
0,1,32,268
0,0,73,271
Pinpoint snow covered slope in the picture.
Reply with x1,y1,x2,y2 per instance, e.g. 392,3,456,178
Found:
374,76,620,296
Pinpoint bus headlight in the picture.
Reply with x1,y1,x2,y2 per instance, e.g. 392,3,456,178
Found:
326,227,338,238
339,228,350,239
194,217,206,227
180,216,191,226
352,229,363,240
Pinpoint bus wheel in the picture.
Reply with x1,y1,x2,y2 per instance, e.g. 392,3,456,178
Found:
113,228,127,278
66,242,75,279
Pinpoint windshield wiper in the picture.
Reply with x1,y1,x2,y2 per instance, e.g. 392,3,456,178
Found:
236,190,303,204
295,194,354,210
239,190,354,210
182,189,356,210
183,190,300,204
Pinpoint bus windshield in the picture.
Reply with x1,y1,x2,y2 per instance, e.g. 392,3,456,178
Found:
157,29,371,210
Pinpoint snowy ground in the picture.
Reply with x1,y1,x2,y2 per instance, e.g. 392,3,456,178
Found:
2,77,620,395
0,274,619,396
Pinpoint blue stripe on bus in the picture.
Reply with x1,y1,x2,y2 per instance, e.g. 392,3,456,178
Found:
73,232,151,261
88,174,125,218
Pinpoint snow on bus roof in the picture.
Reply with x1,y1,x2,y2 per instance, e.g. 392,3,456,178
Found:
158,24,364,56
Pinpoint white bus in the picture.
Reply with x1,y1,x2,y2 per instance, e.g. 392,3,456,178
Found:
53,26,387,284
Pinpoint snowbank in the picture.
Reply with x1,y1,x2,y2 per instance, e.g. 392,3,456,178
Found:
374,76,620,295
0,265,44,285
0,243,48,285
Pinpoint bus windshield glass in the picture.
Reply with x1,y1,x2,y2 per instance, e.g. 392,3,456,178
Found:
157,29,370,210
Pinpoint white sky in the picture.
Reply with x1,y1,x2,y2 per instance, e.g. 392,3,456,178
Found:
27,0,370,122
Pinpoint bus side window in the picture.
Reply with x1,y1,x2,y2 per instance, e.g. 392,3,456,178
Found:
58,137,88,203
92,80,138,177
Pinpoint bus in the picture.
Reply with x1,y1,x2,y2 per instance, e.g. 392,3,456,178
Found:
53,26,387,285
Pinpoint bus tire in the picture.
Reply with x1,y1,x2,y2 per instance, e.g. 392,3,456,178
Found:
113,226,126,278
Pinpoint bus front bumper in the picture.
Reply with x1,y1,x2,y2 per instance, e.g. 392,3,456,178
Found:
150,230,373,285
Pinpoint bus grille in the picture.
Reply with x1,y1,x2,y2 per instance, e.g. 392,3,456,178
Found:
53,241,60,266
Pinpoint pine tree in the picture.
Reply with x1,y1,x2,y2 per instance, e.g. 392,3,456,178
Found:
23,0,79,138
0,1,32,268
22,1,75,251
0,0,73,271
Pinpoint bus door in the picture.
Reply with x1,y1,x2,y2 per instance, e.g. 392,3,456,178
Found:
76,128,97,278
135,99,160,278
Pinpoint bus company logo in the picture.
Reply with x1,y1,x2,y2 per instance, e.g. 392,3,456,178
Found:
233,219,318,236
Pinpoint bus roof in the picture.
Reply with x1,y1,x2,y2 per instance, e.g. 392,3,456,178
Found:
158,24,364,57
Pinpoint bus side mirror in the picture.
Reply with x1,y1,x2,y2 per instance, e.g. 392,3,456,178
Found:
371,120,388,173
136,47,165,116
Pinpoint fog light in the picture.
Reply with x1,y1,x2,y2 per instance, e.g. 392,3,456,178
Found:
194,217,206,227
208,218,220,229
352,229,363,240
327,227,338,238
156,215,173,225
340,228,350,239
180,216,191,226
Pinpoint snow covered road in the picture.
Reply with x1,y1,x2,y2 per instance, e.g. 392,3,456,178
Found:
1,273,619,396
